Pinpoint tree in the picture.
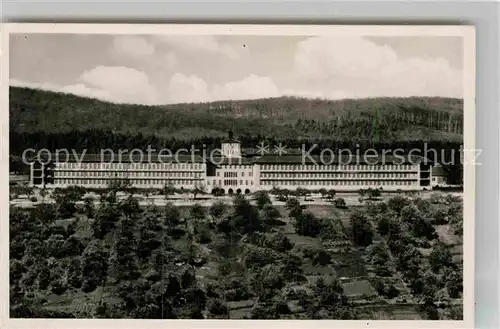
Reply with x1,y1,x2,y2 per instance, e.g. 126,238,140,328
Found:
265,232,294,252
296,187,308,201
212,187,224,198
411,217,437,240
83,196,95,218
350,211,374,246
254,191,272,209
295,211,322,237
192,183,205,200
304,247,332,266
190,203,206,220
232,195,265,235
285,198,303,219
163,182,175,200
327,189,337,201
445,269,463,298
387,195,411,215
281,253,304,281
376,215,391,236
358,189,366,201
81,241,108,293
207,299,229,318
261,204,282,226
209,201,226,222
334,197,347,209
318,188,327,199
396,246,423,280
120,195,141,217
32,203,58,226
366,188,381,200
92,203,120,239
164,202,181,227
429,244,453,272
53,187,85,218
67,257,82,288
109,217,140,282
364,242,393,277
61,235,85,257
39,188,48,203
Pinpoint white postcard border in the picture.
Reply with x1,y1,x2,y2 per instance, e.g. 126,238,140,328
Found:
0,23,476,329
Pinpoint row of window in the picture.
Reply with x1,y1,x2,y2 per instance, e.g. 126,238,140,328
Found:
56,162,204,170
54,171,203,178
260,172,417,179
219,171,253,177
260,164,415,171
209,179,253,186
260,180,418,186
220,165,253,170
53,178,199,186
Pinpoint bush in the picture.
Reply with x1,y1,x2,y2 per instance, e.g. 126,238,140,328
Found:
334,198,347,209
207,299,229,316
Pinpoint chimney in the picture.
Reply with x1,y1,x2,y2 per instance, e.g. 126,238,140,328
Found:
228,130,234,139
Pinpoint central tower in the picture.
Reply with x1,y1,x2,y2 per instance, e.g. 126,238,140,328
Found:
221,131,241,158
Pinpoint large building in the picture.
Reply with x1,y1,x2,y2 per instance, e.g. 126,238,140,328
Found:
29,132,439,193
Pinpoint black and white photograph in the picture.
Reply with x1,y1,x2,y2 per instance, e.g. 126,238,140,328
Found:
3,24,475,326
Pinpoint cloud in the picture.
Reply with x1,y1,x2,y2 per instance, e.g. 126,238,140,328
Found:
111,36,155,58
78,66,159,104
213,74,281,101
163,73,281,103
164,52,178,70
11,66,160,105
166,73,210,103
292,36,462,99
155,35,239,59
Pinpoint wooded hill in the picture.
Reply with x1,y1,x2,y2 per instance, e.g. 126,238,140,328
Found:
10,87,463,143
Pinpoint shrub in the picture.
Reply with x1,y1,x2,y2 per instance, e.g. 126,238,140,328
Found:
207,299,229,316
334,198,347,209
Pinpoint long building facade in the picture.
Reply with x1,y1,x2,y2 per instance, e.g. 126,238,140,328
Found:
29,133,438,193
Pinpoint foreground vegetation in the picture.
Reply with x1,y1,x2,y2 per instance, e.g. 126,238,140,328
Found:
10,184,463,319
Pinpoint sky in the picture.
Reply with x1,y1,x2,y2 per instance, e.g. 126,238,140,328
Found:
10,33,464,105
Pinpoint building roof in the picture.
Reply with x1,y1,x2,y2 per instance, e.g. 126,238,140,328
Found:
29,153,207,163
432,164,447,176
253,154,431,165
221,138,241,144
206,156,255,166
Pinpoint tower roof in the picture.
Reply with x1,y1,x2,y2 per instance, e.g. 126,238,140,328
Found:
221,130,240,143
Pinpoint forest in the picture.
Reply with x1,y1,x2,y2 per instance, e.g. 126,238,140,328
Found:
10,184,463,319
10,86,463,142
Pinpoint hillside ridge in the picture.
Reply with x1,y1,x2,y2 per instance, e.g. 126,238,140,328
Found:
9,86,464,142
